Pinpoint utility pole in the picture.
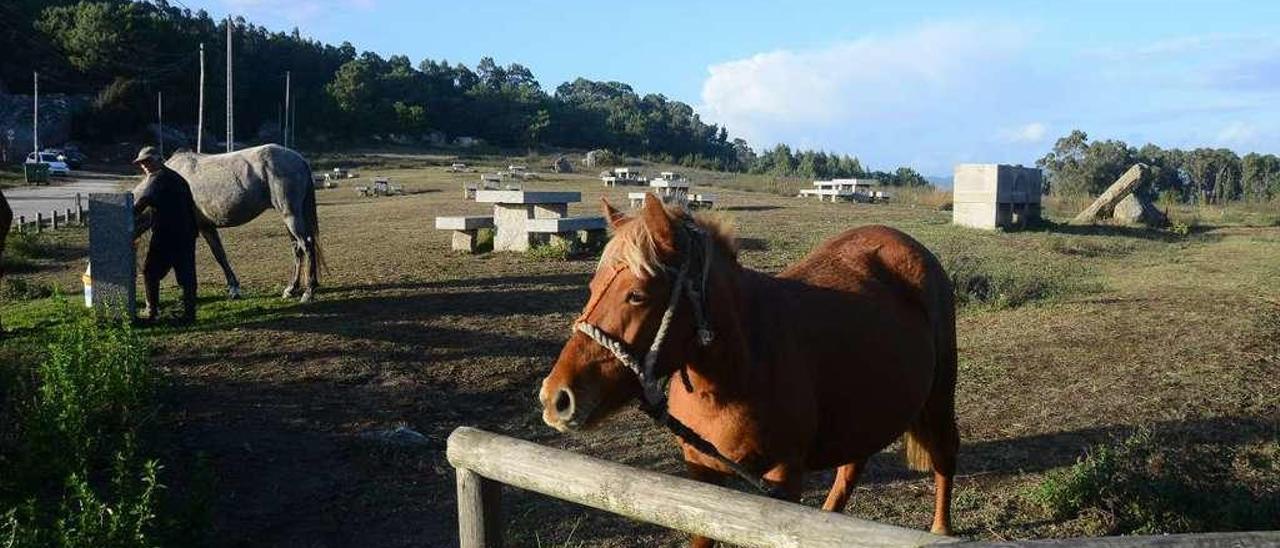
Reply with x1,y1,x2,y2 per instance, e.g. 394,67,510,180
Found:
197,42,205,153
226,16,234,152
283,70,291,147
290,93,296,149
157,91,164,155
32,71,39,156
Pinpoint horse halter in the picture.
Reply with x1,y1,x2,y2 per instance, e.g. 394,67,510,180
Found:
574,218,782,497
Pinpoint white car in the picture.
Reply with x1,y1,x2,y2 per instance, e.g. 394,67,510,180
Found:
25,151,71,175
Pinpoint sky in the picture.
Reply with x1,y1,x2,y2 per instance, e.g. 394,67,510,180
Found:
184,0,1280,175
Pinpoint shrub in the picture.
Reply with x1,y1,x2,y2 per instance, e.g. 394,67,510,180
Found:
0,312,164,547
943,254,1073,309
1029,429,1278,535
527,242,571,262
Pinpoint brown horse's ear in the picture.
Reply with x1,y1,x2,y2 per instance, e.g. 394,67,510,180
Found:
641,193,677,258
599,197,626,228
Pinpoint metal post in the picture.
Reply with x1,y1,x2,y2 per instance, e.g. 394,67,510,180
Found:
197,42,205,153
284,70,290,147
33,71,39,156
157,91,164,155
226,17,234,152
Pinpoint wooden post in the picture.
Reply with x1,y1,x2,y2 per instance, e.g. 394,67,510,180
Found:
65,208,72,227
17,215,24,233
51,209,59,229
35,212,42,233
456,467,503,548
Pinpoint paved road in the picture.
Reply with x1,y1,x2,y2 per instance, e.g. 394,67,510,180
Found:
4,172,133,222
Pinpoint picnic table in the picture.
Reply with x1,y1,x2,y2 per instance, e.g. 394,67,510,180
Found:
475,190,599,252
628,178,715,210
357,177,401,197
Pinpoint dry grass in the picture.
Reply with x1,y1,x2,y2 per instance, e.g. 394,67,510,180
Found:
2,153,1277,546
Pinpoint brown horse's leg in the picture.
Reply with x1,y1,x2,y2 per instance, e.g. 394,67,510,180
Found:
684,461,726,548
821,460,865,512
931,467,955,536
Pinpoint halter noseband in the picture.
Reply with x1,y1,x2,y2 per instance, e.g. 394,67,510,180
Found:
573,218,781,497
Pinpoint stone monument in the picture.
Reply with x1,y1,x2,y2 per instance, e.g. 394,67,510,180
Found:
952,164,1043,230
88,193,136,319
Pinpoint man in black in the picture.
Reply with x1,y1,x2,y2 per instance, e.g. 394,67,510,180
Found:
131,146,199,323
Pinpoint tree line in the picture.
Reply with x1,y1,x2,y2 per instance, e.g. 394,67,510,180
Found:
3,1,742,167
0,0,944,183
1038,130,1280,203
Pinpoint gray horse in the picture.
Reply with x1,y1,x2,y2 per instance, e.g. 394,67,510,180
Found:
135,144,323,302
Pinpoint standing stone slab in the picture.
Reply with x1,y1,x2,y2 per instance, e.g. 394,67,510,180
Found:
88,193,136,319
1070,164,1147,225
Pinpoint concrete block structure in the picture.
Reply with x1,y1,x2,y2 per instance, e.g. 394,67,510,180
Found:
87,193,136,319
952,164,1043,230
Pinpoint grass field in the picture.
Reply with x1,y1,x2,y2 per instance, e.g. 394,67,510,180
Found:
2,152,1278,546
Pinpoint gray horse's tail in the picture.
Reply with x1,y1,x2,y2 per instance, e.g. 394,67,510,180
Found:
303,168,329,280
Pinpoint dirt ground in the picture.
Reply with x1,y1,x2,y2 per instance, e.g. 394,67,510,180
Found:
3,156,1277,546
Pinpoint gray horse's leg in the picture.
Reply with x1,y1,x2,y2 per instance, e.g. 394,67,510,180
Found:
283,240,304,299
301,236,318,303
200,226,242,299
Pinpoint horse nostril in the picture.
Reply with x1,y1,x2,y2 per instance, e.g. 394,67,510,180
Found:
554,388,575,420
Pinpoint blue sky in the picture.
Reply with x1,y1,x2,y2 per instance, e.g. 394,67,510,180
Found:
188,0,1280,175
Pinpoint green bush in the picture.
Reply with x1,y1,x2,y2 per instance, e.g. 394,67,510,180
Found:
943,254,1074,309
527,241,571,261
1029,429,1278,535
1,312,164,547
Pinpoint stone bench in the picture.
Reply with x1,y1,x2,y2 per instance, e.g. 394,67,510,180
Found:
524,216,608,252
798,188,854,202
436,216,495,252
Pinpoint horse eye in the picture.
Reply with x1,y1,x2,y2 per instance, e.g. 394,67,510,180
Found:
625,291,647,305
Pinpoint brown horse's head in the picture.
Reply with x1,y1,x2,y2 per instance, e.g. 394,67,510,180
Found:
539,194,726,432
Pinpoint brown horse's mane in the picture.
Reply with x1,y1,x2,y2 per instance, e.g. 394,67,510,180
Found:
600,204,739,277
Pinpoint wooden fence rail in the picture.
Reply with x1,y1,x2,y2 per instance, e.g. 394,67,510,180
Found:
447,427,1280,548
447,427,955,547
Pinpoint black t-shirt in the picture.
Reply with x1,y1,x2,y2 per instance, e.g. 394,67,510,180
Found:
135,167,198,245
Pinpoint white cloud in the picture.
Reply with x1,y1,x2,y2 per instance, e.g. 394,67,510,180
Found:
698,21,1050,172
1216,121,1258,145
999,122,1047,143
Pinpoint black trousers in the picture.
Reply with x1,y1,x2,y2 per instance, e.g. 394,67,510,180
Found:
143,238,197,319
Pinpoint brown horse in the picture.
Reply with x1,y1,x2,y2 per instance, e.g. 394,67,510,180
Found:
539,194,959,546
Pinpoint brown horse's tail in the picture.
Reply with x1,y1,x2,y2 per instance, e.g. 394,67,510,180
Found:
904,266,960,474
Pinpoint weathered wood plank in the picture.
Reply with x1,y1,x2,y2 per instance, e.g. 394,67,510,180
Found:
969,531,1280,547
446,427,955,548
456,466,503,548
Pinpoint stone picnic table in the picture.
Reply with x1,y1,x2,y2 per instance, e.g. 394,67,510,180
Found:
435,190,607,253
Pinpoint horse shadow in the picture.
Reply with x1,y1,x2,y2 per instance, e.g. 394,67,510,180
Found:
818,415,1276,489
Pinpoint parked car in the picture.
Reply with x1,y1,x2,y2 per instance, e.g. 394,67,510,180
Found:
25,151,71,175
44,147,86,169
